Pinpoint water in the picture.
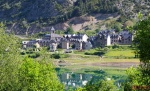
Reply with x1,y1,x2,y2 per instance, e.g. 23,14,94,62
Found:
58,73,92,89
56,69,127,90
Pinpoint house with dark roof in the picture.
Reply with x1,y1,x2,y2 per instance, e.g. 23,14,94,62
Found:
94,33,111,48
22,27,63,51
62,33,90,50
92,30,133,48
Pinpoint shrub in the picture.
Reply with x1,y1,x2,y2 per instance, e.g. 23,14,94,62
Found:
85,51,105,56
51,53,69,59
20,52,26,55
28,52,40,58
51,54,60,59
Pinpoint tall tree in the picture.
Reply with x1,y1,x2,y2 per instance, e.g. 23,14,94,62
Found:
0,23,21,90
125,16,150,90
135,16,150,85
0,23,64,90
18,57,64,91
65,27,74,34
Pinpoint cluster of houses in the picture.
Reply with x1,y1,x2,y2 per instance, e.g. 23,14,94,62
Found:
22,27,134,51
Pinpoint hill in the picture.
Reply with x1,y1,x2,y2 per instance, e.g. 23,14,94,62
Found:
0,0,150,35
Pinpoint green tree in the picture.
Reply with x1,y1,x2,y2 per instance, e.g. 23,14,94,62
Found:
124,20,134,28
0,23,21,90
114,22,122,32
125,16,150,90
0,23,64,91
65,27,74,34
83,79,117,91
135,16,150,85
18,57,64,91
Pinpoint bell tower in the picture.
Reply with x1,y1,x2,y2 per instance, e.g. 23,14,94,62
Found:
50,26,55,40
51,26,55,34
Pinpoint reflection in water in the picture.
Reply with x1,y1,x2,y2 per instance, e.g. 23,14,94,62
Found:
57,70,127,90
58,73,93,89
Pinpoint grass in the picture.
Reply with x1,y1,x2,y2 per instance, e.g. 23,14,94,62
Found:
104,50,135,57
56,65,127,77
56,52,139,75
61,54,139,63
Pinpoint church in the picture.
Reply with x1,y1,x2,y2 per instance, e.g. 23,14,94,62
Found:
22,27,62,51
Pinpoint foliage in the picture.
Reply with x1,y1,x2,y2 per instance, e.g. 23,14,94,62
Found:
1,0,150,33
124,20,134,28
28,52,40,58
83,79,118,91
126,67,142,85
0,0,119,27
125,16,150,90
18,57,64,91
112,43,119,49
0,23,21,90
135,16,150,64
0,24,64,90
84,30,97,36
51,53,69,59
134,16,150,85
64,27,74,34
84,51,104,56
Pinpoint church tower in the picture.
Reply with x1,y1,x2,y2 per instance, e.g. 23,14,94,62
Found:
50,26,55,40
51,26,55,34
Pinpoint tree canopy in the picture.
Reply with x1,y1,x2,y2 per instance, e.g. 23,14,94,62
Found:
125,16,150,90
0,23,64,91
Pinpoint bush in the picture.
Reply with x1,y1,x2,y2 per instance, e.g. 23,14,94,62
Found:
26,51,33,54
112,44,119,49
51,53,69,59
84,52,93,55
85,51,104,56
51,54,60,59
28,52,40,58
20,52,26,55
93,52,105,55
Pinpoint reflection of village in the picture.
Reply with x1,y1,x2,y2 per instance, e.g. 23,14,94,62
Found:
58,72,123,90
22,27,134,51
58,73,93,89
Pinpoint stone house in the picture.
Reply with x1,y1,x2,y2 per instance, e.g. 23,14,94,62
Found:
93,30,133,48
22,27,62,51
22,40,37,49
94,33,111,48
62,33,90,50
118,30,133,45
82,41,93,50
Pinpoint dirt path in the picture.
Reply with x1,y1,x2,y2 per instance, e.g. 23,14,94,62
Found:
56,60,139,68
80,62,139,68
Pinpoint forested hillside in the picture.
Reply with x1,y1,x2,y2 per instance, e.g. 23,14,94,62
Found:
0,0,150,34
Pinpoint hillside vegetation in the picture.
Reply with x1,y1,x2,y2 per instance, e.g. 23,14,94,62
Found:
0,0,150,34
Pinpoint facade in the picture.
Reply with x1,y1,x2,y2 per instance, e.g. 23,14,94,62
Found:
94,33,111,48
22,27,62,51
82,41,93,50
50,43,57,52
22,28,134,50
118,31,133,45
62,33,89,50
22,40,36,49
93,30,133,48
62,40,70,49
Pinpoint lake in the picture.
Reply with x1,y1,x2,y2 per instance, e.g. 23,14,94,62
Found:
56,68,127,90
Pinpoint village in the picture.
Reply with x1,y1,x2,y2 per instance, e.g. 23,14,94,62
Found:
22,27,134,52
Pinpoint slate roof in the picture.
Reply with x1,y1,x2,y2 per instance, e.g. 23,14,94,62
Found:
45,34,62,38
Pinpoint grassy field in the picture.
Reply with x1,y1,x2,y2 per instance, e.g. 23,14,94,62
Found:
55,48,139,76
24,46,139,76
104,50,135,57
61,54,139,63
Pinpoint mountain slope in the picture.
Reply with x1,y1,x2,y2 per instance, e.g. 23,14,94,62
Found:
0,0,150,35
